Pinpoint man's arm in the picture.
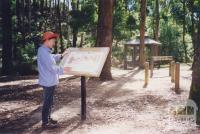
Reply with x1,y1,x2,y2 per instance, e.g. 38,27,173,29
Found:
51,49,70,62
51,54,62,62
40,51,64,75
41,52,71,75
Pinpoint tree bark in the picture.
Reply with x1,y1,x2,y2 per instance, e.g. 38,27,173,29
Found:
71,0,78,47
57,0,64,52
77,0,80,10
154,0,159,41
183,0,188,62
40,0,44,15
28,0,31,33
72,29,78,47
139,0,147,68
63,0,66,11
21,0,26,46
1,0,13,75
189,11,200,125
95,0,115,80
191,0,195,70
45,0,48,8
153,0,159,56
14,0,21,61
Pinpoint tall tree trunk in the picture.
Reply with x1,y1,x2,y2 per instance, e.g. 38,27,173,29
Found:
183,0,188,62
72,29,78,47
28,0,31,33
14,0,21,61
154,0,159,41
95,0,115,80
40,0,44,15
77,0,80,10
71,0,78,47
63,0,66,11
1,0,13,75
68,0,70,11
45,0,48,8
153,0,159,56
191,0,195,70
191,1,195,49
49,0,52,12
53,0,58,53
57,0,64,52
189,11,200,125
33,0,37,19
66,0,70,47
139,0,147,68
80,33,84,47
21,0,26,46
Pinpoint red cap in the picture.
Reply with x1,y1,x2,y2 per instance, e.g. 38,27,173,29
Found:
42,31,59,41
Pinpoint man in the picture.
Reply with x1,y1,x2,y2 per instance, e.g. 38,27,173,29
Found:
37,31,70,129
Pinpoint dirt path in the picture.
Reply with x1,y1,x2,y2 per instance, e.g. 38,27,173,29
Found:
0,64,199,134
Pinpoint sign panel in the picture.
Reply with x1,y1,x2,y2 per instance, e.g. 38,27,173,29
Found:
60,47,110,77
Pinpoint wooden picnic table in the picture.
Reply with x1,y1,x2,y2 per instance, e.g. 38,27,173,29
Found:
150,56,173,77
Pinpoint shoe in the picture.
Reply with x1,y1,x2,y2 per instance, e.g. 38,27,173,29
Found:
42,122,59,129
49,118,58,124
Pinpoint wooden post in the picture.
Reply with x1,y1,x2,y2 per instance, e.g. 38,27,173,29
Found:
124,45,127,69
175,62,180,92
81,76,86,120
80,33,84,47
145,62,149,85
150,58,154,78
169,62,171,76
171,61,175,83
80,37,86,120
133,46,137,66
132,46,134,68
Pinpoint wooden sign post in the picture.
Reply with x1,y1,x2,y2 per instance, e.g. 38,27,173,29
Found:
175,62,180,92
150,59,154,78
124,45,128,69
169,62,171,76
171,61,175,83
81,76,86,120
145,62,149,85
60,47,110,120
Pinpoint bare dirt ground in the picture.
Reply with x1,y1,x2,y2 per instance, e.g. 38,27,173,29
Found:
0,64,199,134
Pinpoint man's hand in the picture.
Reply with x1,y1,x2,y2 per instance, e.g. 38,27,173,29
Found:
64,67,72,73
61,48,71,58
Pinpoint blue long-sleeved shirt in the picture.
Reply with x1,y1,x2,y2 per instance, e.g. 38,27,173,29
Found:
37,45,64,87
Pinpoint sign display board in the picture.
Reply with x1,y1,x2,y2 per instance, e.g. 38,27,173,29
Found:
60,47,110,77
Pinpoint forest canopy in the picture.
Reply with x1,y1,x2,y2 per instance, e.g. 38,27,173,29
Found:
0,0,200,75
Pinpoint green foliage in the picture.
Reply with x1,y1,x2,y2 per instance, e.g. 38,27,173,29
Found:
18,43,36,64
68,0,97,47
159,22,184,61
170,2,185,24
81,3,97,30
69,3,97,30
69,10,85,30
1,0,199,75
113,0,139,42
126,15,137,30
14,42,37,75
112,45,124,62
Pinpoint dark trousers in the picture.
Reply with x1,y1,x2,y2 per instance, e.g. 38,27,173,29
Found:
42,86,56,124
